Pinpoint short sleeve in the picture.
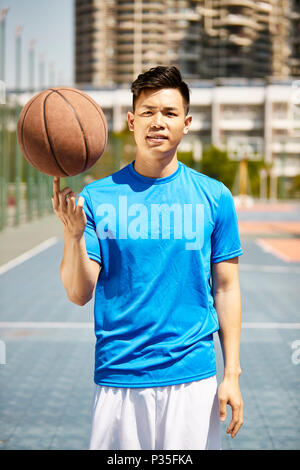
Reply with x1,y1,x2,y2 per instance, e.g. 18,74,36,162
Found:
211,183,243,263
77,187,102,266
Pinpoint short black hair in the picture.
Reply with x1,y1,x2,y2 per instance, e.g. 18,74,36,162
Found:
131,66,190,115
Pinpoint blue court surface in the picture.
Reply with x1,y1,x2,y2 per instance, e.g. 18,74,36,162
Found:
0,203,299,451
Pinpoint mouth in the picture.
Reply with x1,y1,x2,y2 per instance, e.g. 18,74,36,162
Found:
146,134,168,144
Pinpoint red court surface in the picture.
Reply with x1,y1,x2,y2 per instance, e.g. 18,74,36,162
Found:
256,238,300,262
236,203,297,212
238,221,300,235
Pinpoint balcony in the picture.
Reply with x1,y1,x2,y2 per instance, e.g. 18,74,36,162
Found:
256,2,273,13
117,63,134,72
117,12,134,20
272,118,300,131
141,22,165,32
215,14,261,30
189,113,211,131
180,51,200,61
217,55,253,65
142,2,165,10
272,140,300,155
229,34,253,46
214,0,256,7
117,53,134,61
117,1,136,9
141,32,166,41
117,43,134,51
118,21,135,29
166,11,200,22
118,1,164,11
142,43,166,52
76,2,95,15
219,118,263,130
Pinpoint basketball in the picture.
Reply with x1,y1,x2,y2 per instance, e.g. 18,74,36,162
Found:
17,87,108,177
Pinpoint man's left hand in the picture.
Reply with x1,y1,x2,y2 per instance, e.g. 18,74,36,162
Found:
218,377,244,438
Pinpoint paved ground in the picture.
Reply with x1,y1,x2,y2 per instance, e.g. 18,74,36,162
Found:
0,200,299,450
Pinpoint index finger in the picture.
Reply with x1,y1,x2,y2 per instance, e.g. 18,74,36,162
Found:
227,404,241,437
52,177,60,201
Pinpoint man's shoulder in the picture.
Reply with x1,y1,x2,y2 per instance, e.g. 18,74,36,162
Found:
180,162,223,194
82,164,130,194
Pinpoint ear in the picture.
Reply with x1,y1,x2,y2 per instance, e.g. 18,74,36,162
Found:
183,114,192,135
127,111,135,132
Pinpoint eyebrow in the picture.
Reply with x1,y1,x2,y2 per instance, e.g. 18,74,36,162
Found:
140,105,179,111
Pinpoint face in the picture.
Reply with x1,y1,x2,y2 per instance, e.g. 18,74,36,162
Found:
127,88,192,161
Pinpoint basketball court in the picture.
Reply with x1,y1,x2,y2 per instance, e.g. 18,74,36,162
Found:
0,200,299,450
237,203,300,262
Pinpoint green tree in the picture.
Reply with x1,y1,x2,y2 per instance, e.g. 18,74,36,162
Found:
288,174,300,199
200,145,238,191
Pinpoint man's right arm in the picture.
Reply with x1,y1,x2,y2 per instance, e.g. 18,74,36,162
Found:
52,177,100,306
60,232,101,306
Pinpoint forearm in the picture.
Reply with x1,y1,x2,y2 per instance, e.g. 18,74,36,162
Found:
213,284,242,378
211,260,244,437
60,230,96,305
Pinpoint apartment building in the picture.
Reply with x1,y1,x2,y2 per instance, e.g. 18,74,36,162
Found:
198,0,290,79
289,0,300,76
75,0,296,86
75,0,116,85
75,0,205,85
71,1,300,187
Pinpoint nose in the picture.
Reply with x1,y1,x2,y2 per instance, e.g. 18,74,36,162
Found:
150,112,165,129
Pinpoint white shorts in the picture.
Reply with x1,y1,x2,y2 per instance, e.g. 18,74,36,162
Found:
88,375,221,450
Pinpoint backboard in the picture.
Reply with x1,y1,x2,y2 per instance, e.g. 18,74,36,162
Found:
227,136,263,161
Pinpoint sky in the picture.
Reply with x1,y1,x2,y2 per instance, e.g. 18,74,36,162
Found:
1,0,74,89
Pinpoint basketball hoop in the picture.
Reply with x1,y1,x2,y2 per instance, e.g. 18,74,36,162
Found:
227,136,263,162
227,136,263,206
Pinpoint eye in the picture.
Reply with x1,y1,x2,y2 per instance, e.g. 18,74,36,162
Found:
167,112,177,117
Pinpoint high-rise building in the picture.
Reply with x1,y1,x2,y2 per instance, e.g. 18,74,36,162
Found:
75,0,297,87
289,0,300,76
75,0,203,86
75,0,117,86
197,0,290,79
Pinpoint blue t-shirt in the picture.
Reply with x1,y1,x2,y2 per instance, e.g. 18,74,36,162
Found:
79,160,243,388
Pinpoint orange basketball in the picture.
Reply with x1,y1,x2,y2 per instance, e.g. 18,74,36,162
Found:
17,87,108,177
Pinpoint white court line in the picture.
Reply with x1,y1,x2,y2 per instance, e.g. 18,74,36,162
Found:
242,322,300,329
256,239,293,263
0,322,93,328
239,263,300,274
0,322,299,329
0,237,59,275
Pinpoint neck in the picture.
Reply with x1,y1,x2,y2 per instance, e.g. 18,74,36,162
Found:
133,153,179,179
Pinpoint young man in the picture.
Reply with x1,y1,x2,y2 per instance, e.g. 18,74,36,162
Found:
52,66,244,450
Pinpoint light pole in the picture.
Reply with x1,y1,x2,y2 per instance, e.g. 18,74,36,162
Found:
238,156,248,197
0,8,9,83
15,25,23,90
38,53,45,90
49,61,55,87
259,168,267,201
28,39,36,92
280,140,286,199
193,139,202,172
